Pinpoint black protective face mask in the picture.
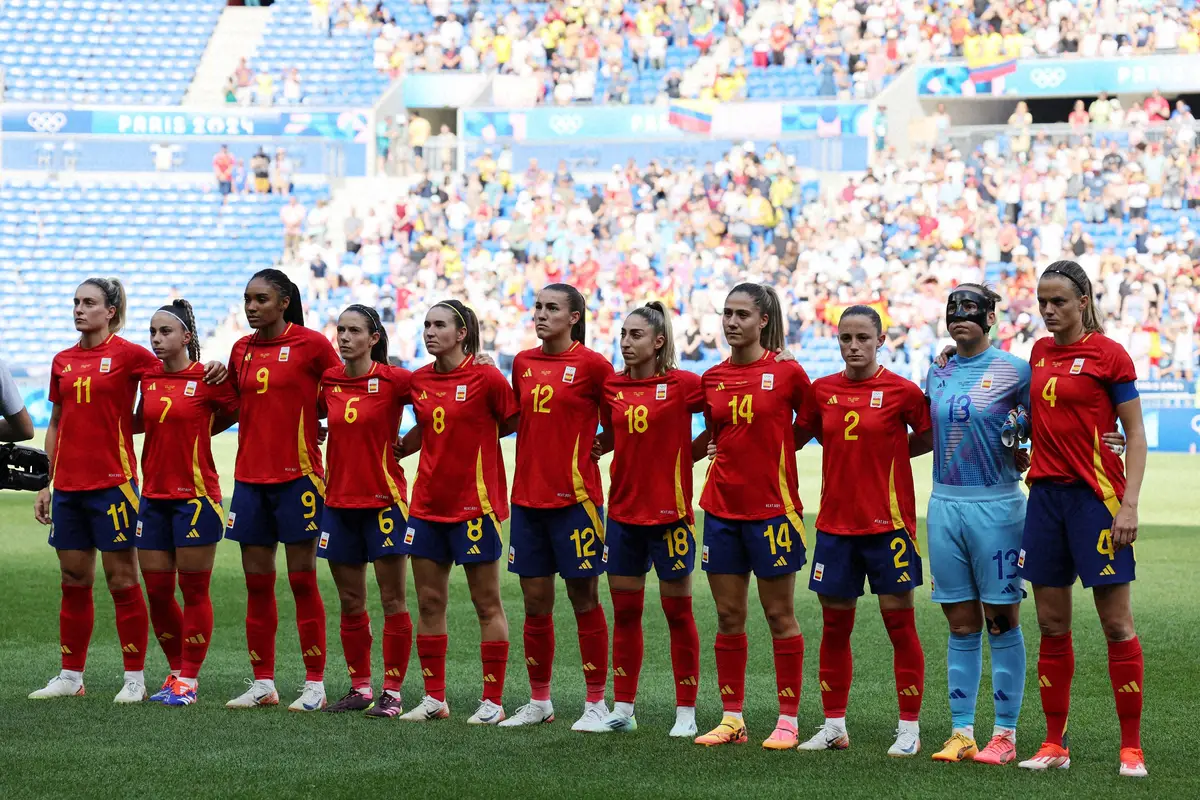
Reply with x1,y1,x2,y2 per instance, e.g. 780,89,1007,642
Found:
946,288,994,332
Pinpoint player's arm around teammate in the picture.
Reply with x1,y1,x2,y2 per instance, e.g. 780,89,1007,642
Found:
223,269,342,712
796,306,931,758
399,300,517,725
589,302,703,737
1016,261,1148,779
501,284,615,731
136,300,239,707
694,284,812,750
315,305,414,718
923,285,1031,765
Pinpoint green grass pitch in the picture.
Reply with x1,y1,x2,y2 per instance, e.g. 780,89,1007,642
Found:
1,436,1197,799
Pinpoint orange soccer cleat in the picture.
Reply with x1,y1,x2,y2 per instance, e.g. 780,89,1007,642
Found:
695,716,748,747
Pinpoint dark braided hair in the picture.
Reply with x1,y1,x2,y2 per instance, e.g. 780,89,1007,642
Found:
157,298,201,362
542,283,587,343
249,268,304,326
344,304,389,364
432,299,481,355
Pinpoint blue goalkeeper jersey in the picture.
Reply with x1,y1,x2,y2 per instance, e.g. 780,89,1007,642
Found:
925,347,1031,490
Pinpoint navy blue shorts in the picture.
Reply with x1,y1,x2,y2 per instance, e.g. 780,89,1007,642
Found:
606,518,695,580
1020,482,1136,589
809,530,923,598
226,475,325,546
317,504,407,564
50,482,140,552
136,497,225,550
508,502,607,578
701,512,806,578
401,514,503,566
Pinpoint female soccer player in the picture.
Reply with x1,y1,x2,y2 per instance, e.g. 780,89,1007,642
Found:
922,285,1032,763
397,300,518,725
137,300,238,707
224,268,342,712
589,301,704,737
794,305,932,758
500,284,615,731
316,304,413,719
694,283,812,750
1015,261,1148,778
30,279,223,703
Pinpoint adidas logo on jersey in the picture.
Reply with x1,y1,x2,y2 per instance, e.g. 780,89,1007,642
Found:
897,571,911,583
304,646,322,657
466,544,481,555
147,383,157,391
900,685,920,697
1118,681,1141,694
332,386,342,393
306,521,319,532
1035,358,1045,367
578,559,593,570
773,556,787,567
672,559,686,571
419,390,428,400
778,687,795,698
949,689,967,700
1100,564,1116,576
522,369,532,378
826,395,838,405
186,529,200,539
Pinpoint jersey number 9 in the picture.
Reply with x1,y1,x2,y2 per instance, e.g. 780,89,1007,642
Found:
256,367,270,395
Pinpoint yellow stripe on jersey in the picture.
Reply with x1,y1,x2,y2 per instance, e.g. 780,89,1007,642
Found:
1092,428,1122,516
296,409,313,477
307,472,326,498
582,499,605,543
117,480,140,514
380,442,408,516
191,436,207,498
570,435,589,504
776,443,806,548
475,443,495,517
117,418,134,481
888,458,906,533
673,449,687,520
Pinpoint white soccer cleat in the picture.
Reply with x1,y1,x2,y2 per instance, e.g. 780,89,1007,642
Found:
288,681,327,712
466,699,506,725
225,678,280,709
399,695,450,721
28,674,85,700
113,679,147,704
592,710,637,733
498,700,555,727
888,726,921,757
797,722,850,751
571,701,610,732
669,708,698,738
1019,742,1071,771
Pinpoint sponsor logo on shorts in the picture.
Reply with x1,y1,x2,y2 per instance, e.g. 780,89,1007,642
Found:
761,373,774,391
701,545,709,564
602,545,609,563
278,346,290,362
135,521,143,538
404,527,415,545
1017,549,1026,568
508,545,516,564
870,390,883,408
813,562,824,581
99,357,112,373
226,512,236,529
655,383,667,400
184,380,197,397
456,384,467,402
318,532,330,549
1070,358,1085,375
368,377,379,394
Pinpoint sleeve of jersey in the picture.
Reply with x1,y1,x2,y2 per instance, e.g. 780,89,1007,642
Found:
48,357,61,404
488,367,520,420
1017,358,1032,409
590,351,615,407
135,344,161,378
598,377,614,433
315,333,342,374
226,341,243,393
392,367,413,409
212,379,240,417
904,382,933,434
683,371,705,413
788,363,814,416
1103,341,1139,405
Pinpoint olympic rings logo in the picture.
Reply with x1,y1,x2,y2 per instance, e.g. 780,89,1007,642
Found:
1028,68,1067,90
25,111,68,133
548,114,583,136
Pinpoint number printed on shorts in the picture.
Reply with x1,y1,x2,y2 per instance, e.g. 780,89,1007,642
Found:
664,526,690,557
187,498,203,526
1097,528,1115,560
1042,376,1058,408
728,394,754,425
466,518,484,542
891,536,910,568
843,410,860,440
106,501,130,531
625,404,649,433
530,384,554,414
570,526,597,558
992,548,1019,579
378,508,394,535
762,522,792,555
301,491,317,519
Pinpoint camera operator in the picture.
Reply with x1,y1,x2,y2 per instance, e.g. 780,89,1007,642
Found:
0,358,34,442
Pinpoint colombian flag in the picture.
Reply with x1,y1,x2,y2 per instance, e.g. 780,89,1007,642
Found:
668,100,714,134
963,33,1018,84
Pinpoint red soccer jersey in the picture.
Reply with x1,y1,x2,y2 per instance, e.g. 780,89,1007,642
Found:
511,342,613,509
699,352,813,521
602,369,704,525
798,368,932,537
319,363,412,510
1028,333,1136,505
228,323,342,485
140,362,239,501
409,356,519,523
48,335,160,492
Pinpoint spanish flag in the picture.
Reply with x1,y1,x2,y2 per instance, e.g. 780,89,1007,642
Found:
824,299,893,329
668,100,714,134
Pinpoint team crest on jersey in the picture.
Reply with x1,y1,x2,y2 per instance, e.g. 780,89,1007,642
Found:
278,346,290,362
563,366,577,384
226,512,236,529
184,381,197,397
456,384,467,402
870,391,883,408
368,377,380,394
981,374,994,390
99,357,112,373
656,383,668,400
1070,358,1085,375
761,373,775,391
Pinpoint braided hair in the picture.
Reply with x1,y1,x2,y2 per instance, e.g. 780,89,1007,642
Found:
344,304,389,364
157,298,201,362
249,268,304,325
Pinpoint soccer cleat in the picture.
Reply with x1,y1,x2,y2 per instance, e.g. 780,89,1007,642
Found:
589,710,637,733
974,732,1017,765
113,679,147,704
888,728,921,757
399,695,450,721
288,681,327,712
572,701,611,732
365,692,403,718
467,700,506,725
498,701,555,727
694,716,748,746
149,674,179,703
225,679,280,709
762,719,799,750
931,732,977,762
1018,742,1070,771
28,675,85,700
1119,747,1148,778
797,722,850,751
669,709,698,738
324,688,374,713
163,681,198,707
